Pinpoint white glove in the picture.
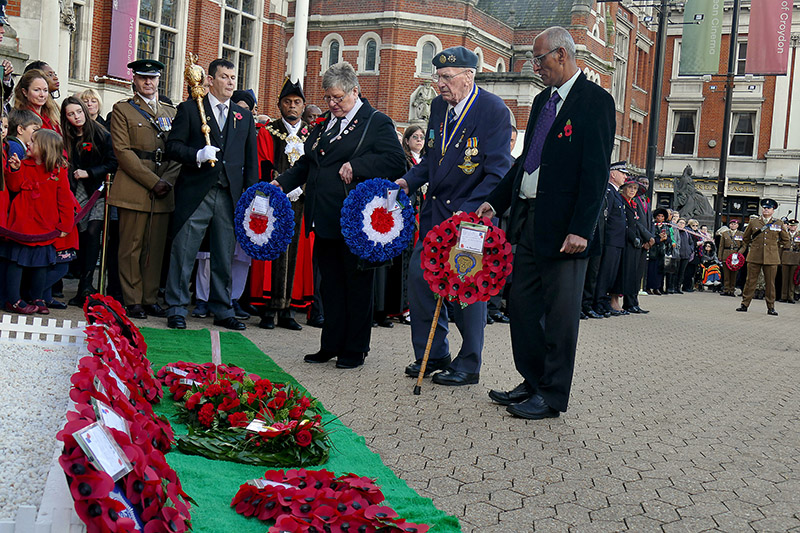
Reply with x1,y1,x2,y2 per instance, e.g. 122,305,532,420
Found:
196,145,220,165
287,187,303,202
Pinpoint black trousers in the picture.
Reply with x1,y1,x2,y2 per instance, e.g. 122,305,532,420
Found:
315,238,374,354
623,249,647,309
508,205,587,412
582,253,601,312
593,245,622,311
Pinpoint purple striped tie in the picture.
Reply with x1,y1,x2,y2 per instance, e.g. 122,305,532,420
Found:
523,91,561,174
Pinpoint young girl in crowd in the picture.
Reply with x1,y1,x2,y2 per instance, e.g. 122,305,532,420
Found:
1,129,77,314
61,96,117,306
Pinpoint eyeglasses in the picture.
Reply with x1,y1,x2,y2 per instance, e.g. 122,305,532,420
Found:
323,94,348,104
532,48,560,67
432,70,470,83
410,134,425,140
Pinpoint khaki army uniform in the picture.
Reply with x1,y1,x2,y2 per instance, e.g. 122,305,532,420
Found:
719,228,744,295
780,228,800,302
109,94,180,307
738,216,791,309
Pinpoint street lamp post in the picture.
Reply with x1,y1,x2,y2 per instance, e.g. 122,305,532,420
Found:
645,0,669,202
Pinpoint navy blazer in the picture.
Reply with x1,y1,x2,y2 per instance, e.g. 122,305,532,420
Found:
485,72,616,260
277,99,407,239
403,86,513,237
166,95,258,234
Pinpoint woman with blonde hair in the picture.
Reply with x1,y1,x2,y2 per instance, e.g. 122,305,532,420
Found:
14,69,61,133
79,88,108,129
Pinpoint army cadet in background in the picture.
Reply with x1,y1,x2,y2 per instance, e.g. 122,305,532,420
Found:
718,218,744,296
736,198,791,315
109,59,180,319
779,219,800,303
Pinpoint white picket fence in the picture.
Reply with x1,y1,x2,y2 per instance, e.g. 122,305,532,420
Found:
0,315,87,533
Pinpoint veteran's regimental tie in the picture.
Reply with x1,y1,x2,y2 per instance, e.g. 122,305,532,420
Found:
523,91,560,174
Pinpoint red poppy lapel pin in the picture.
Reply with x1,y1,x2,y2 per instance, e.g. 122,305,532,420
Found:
557,119,573,141
233,111,243,128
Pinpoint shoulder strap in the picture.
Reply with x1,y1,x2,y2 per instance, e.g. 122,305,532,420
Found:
127,99,166,136
350,109,377,158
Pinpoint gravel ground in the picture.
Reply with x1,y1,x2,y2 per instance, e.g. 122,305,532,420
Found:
0,340,80,520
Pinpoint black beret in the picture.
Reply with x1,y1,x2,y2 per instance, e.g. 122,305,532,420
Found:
432,47,478,69
127,59,165,76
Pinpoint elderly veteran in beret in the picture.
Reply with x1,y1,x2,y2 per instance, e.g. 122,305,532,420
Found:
272,62,407,369
736,198,791,315
396,46,513,386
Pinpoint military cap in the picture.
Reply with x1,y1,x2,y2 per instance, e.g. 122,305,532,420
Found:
788,219,799,225
432,47,478,69
610,160,629,173
760,198,778,209
278,78,305,102
127,59,165,76
232,89,256,111
728,218,740,225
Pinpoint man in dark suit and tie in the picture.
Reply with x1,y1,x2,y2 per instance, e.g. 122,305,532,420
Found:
477,27,615,419
397,46,513,386
163,58,258,330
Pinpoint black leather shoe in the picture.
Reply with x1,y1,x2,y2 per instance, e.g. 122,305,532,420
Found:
607,308,622,317
277,317,303,331
404,354,451,377
489,312,510,323
736,305,748,312
506,394,560,420
617,309,630,316
431,369,479,386
167,315,186,329
192,301,209,318
488,381,534,406
47,299,68,310
68,293,87,307
336,351,365,369
232,300,250,320
258,316,275,329
635,306,649,314
214,317,246,330
625,307,641,314
304,350,338,364
377,318,393,328
486,314,494,324
307,315,324,328
767,308,778,316
143,303,167,317
586,309,604,319
580,311,587,320
127,304,147,319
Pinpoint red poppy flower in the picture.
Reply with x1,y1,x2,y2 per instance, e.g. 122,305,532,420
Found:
184,392,202,410
457,284,479,305
364,504,398,520
564,123,572,136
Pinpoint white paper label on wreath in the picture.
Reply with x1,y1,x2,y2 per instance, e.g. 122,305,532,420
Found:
386,189,401,212
244,197,276,245
94,376,107,396
246,419,269,433
73,422,132,482
458,223,488,254
179,378,197,386
247,478,294,489
252,194,269,215
92,398,131,437
103,331,123,365
107,367,130,398
170,368,189,377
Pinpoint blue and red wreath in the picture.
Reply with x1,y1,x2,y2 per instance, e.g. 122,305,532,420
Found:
340,178,416,263
234,182,295,261
420,212,513,305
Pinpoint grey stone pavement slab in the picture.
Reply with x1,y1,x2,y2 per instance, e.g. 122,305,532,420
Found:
54,288,800,531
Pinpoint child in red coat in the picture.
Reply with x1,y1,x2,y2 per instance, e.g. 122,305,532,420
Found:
1,129,78,314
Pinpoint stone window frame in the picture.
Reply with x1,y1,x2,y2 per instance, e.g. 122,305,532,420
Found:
357,32,381,75
415,35,443,78
219,0,262,92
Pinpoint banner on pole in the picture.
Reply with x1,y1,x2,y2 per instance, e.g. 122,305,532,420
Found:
108,0,139,80
679,0,724,76
746,0,793,75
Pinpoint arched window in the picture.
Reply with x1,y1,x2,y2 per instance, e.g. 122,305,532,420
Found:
421,42,436,74
496,59,505,72
365,39,377,71
329,40,339,67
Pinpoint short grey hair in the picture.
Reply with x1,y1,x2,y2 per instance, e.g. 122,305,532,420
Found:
322,62,359,93
537,26,576,59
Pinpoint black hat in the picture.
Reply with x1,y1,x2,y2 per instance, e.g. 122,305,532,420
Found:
232,89,256,111
127,59,165,76
760,198,778,209
278,78,305,102
653,208,669,220
610,161,629,173
0,0,8,26
432,47,479,69
788,219,799,225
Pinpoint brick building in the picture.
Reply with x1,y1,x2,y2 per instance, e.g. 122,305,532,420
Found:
4,0,655,163
653,2,800,222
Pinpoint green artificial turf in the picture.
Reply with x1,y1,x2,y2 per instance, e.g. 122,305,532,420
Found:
141,328,461,533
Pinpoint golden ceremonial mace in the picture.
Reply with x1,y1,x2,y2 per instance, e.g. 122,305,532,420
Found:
184,53,215,167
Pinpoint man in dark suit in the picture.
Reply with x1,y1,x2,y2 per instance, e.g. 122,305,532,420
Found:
397,46,513,386
274,62,407,369
164,58,258,330
591,161,628,317
477,26,615,419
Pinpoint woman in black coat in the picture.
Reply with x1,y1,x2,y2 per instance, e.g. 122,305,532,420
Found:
275,63,407,369
61,96,118,305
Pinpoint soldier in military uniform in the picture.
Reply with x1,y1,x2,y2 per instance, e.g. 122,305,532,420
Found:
736,198,791,315
779,219,800,303
109,59,180,319
251,78,310,330
718,218,744,296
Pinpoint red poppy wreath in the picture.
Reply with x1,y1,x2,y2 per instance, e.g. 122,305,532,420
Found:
420,212,513,306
